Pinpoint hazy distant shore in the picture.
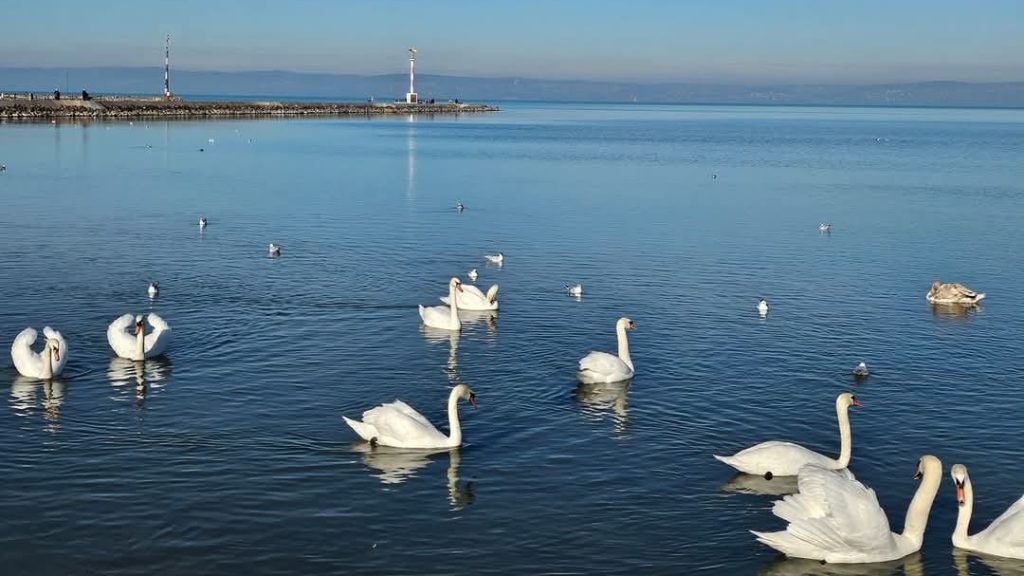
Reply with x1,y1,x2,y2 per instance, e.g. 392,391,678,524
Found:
0,95,498,120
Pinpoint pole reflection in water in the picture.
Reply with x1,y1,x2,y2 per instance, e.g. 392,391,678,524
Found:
9,376,67,432
573,379,631,435
456,309,498,339
107,357,173,406
421,326,461,385
758,552,923,576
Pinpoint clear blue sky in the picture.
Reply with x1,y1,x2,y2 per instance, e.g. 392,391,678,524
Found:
2,0,1021,83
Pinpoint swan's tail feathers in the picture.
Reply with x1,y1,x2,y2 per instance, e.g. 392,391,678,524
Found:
342,416,378,443
417,304,427,322
751,530,824,561
975,292,986,302
713,454,739,468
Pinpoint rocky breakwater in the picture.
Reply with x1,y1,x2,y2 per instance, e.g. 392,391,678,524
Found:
0,97,499,120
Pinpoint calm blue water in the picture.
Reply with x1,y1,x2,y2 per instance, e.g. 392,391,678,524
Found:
1,103,1023,575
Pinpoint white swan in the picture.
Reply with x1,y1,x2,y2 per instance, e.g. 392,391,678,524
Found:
342,384,477,449
577,317,636,384
926,281,985,305
566,283,583,297
467,268,478,282
758,298,769,316
951,464,1024,559
753,455,944,564
440,283,499,311
268,243,281,256
484,252,504,265
714,393,861,479
419,277,463,330
107,313,171,360
147,281,159,299
11,327,68,379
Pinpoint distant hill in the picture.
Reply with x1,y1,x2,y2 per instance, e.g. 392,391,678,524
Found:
2,67,1022,108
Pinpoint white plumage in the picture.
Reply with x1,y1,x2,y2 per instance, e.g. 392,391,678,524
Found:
577,317,636,384
752,455,944,564
758,298,769,316
107,313,172,360
268,243,281,256
147,281,159,299
484,252,504,265
951,464,1024,559
342,384,477,449
419,277,463,331
566,283,583,297
11,327,68,379
440,283,499,310
714,393,861,478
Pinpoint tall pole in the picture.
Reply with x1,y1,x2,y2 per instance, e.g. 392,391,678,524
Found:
408,48,416,96
164,34,171,99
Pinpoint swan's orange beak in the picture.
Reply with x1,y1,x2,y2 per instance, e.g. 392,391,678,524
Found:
457,283,464,293
956,482,965,505
134,323,143,335
53,348,60,362
468,393,477,408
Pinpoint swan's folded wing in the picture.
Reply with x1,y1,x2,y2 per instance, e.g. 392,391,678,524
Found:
772,465,894,554
982,495,1024,548
420,304,452,326
107,314,137,359
362,404,444,443
144,313,171,357
11,327,42,377
579,351,626,373
382,400,436,430
42,326,69,375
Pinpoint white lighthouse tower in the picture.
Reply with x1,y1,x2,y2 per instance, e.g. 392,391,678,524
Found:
163,34,173,100
405,48,418,104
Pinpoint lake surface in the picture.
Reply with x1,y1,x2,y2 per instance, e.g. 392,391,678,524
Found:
1,103,1023,575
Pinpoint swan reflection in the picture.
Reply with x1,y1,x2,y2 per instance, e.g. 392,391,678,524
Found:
9,376,66,431
458,309,498,337
954,549,1024,576
351,445,474,509
720,472,799,497
420,326,461,383
573,380,631,434
759,552,923,576
108,357,172,403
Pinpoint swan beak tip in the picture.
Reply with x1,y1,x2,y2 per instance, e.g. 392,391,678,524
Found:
852,399,863,407
956,484,965,504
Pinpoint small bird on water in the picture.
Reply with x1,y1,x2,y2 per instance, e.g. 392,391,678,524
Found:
852,362,869,379
456,201,465,213
268,243,281,257
0,164,7,173
199,217,208,229
566,283,583,297
147,281,159,299
757,298,769,317
467,268,478,282
485,252,504,265
819,223,832,233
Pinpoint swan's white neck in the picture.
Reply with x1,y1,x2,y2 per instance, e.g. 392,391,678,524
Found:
446,387,463,447
952,475,975,548
616,325,633,371
902,463,942,547
40,343,54,379
835,400,853,468
448,283,460,323
135,325,146,361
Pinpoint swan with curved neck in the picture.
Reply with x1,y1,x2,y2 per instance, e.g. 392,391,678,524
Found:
11,327,68,380
577,317,636,384
342,384,477,449
107,313,171,361
753,455,944,563
715,393,861,478
950,464,1024,559
440,283,499,311
419,277,463,330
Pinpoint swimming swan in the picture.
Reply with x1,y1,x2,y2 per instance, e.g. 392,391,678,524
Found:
950,464,1024,559
714,393,861,479
577,317,636,384
107,313,171,360
343,384,477,449
440,283,499,311
752,455,943,564
11,327,68,379
926,281,985,305
419,277,463,330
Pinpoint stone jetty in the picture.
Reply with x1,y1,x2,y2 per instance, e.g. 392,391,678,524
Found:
0,96,498,120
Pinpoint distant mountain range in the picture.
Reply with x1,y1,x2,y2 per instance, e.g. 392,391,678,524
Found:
2,67,1022,108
